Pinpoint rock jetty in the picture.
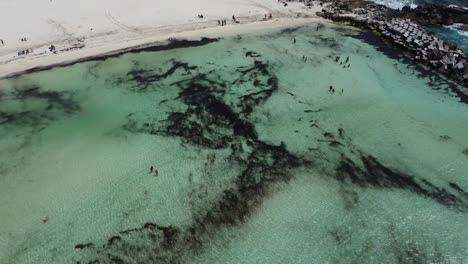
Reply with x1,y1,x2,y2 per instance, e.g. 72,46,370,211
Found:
375,18,468,82
315,2,468,86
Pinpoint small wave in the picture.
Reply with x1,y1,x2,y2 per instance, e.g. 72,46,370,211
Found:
448,4,468,10
445,23,468,37
369,0,414,9
370,0,468,10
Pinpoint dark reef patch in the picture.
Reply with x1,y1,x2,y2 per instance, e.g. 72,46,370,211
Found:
278,26,303,35
76,41,468,263
123,57,278,146
0,85,80,127
75,138,310,263
78,52,313,263
245,51,261,58
308,36,342,50
336,155,468,212
112,60,198,92
462,148,468,156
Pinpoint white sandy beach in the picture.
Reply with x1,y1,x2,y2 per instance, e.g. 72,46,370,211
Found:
0,0,324,78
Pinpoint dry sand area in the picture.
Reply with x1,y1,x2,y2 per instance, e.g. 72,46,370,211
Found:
0,0,324,78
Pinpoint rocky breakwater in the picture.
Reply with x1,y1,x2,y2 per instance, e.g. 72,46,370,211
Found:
374,18,468,84
316,3,468,86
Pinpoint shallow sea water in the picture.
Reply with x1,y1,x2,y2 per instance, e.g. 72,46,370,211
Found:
1,24,468,264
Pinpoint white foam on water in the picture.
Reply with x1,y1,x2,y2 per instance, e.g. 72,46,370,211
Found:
369,0,415,9
448,4,468,10
444,23,468,37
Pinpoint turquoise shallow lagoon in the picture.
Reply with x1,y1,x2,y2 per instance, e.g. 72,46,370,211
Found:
1,24,468,264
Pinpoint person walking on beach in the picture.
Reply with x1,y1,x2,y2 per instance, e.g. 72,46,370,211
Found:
0,39,3,45
293,38,296,44
150,165,154,173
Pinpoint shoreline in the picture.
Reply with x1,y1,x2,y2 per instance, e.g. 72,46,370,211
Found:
0,17,322,80
0,0,326,80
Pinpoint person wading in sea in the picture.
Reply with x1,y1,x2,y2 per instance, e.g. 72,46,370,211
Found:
149,165,159,176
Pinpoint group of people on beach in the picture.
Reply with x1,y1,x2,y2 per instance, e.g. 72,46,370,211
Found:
16,38,30,55
202,12,273,27
218,15,239,26
17,49,33,56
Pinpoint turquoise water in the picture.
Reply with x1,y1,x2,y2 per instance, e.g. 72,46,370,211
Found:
1,24,468,264
427,24,468,52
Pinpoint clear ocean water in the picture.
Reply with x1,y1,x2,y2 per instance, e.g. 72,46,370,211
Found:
1,24,468,264
427,23,468,52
